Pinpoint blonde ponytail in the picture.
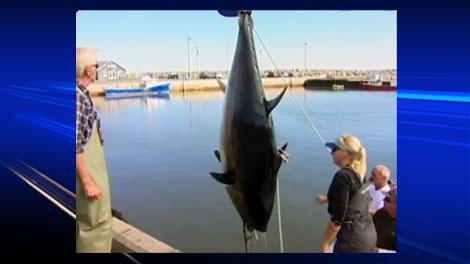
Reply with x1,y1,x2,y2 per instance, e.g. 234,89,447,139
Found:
338,134,367,182
350,146,367,182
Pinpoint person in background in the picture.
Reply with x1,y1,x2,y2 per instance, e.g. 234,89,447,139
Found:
368,165,391,215
76,47,113,253
316,133,377,253
373,186,397,253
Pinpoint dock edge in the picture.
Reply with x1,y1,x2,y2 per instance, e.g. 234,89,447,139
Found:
111,217,182,253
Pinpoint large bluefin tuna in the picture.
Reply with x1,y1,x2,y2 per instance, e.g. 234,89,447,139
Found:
210,10,289,252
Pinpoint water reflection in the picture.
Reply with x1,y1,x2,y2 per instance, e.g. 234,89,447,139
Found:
170,86,305,102
171,90,224,101
95,88,396,252
93,93,171,115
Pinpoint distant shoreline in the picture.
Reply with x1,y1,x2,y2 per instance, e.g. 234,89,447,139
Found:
88,77,308,97
88,77,383,97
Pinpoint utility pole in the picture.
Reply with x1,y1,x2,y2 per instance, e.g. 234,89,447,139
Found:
304,41,308,77
195,46,200,79
187,34,191,80
225,45,229,77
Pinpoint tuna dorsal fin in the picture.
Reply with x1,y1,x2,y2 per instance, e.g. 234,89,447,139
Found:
210,170,235,185
217,79,226,93
265,85,288,115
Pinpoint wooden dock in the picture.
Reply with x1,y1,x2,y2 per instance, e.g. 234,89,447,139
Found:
112,217,181,253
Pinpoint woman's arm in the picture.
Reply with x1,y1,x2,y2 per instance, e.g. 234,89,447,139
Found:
320,221,341,252
320,171,351,252
316,195,328,205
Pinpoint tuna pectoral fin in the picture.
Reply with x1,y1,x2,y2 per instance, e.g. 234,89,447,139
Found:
265,85,289,115
214,150,221,162
210,170,235,185
216,79,226,93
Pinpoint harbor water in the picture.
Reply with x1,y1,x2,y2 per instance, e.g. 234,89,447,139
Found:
92,87,397,253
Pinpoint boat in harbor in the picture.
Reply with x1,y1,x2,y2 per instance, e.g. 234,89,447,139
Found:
105,75,171,97
361,73,396,91
362,82,396,91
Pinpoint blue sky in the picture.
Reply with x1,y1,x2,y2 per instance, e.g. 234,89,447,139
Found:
76,11,396,73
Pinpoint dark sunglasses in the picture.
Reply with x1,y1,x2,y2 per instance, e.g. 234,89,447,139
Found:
90,63,99,69
330,145,341,154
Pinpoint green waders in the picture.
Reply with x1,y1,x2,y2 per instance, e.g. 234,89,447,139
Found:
76,118,113,253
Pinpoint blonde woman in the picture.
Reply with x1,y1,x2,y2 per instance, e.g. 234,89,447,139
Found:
316,133,377,253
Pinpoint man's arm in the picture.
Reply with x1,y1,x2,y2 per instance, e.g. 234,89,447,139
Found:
76,153,93,186
76,91,101,200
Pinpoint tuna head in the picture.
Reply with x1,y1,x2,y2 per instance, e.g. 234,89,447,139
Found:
217,11,286,117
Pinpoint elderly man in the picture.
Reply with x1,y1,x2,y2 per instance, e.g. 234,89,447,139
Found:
76,47,113,253
373,186,397,252
368,165,392,215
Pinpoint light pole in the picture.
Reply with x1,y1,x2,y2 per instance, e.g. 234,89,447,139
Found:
195,45,200,79
304,41,308,77
225,45,229,77
187,34,191,80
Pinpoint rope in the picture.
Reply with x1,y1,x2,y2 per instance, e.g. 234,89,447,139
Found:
276,177,284,253
253,28,331,155
252,27,334,254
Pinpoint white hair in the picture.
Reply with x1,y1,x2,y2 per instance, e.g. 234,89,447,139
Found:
76,47,97,78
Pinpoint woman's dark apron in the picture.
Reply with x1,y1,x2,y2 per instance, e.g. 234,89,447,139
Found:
333,179,377,253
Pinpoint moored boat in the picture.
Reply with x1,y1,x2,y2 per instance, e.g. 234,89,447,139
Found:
105,75,171,97
362,83,396,91
361,73,396,91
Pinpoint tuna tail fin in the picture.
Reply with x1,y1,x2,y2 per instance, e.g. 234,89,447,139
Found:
265,85,288,115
